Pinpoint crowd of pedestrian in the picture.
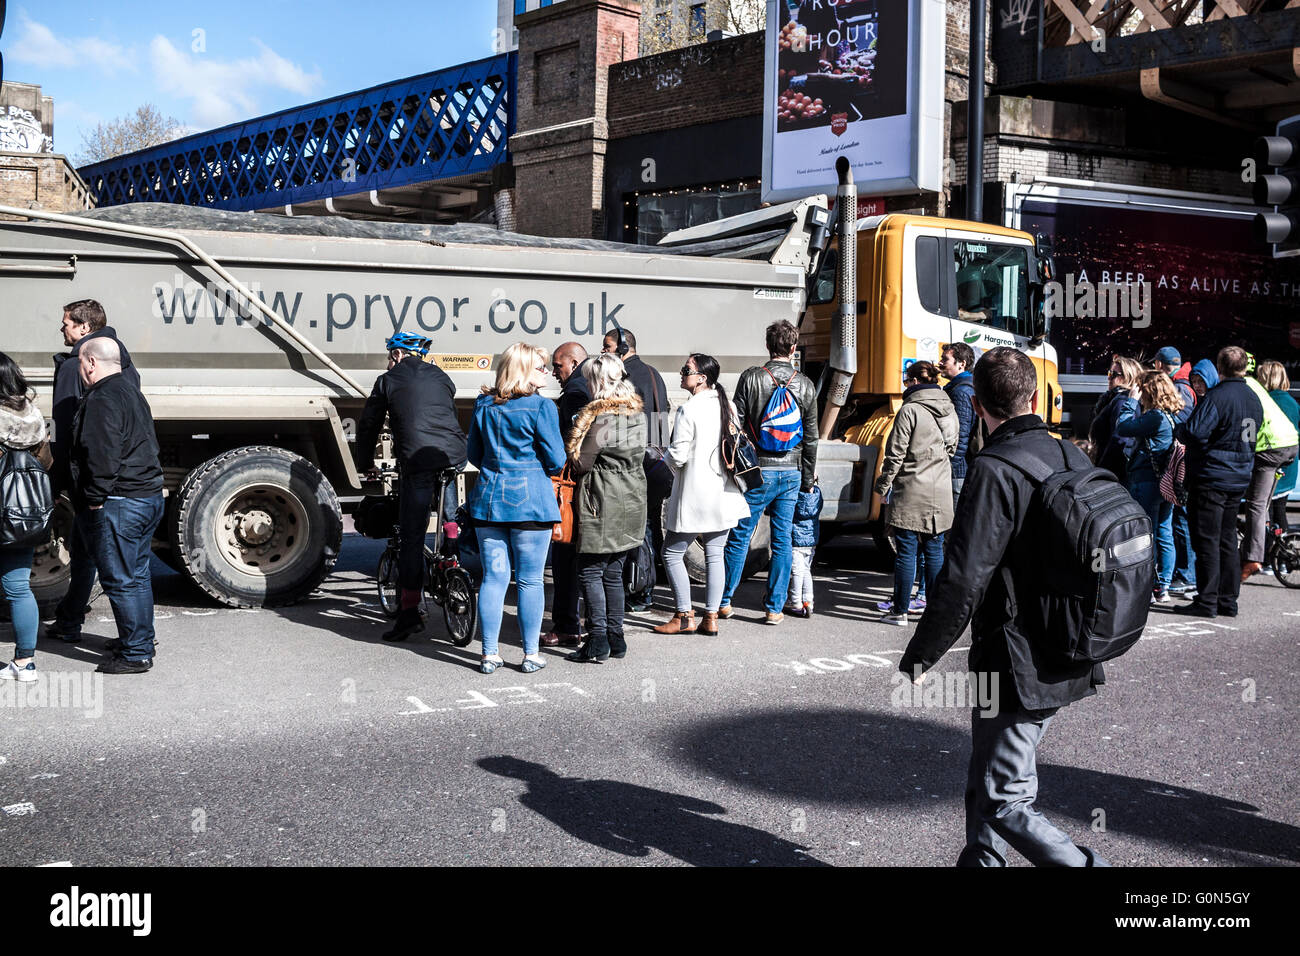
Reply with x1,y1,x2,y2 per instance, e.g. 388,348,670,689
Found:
365,318,822,673
2,297,1296,872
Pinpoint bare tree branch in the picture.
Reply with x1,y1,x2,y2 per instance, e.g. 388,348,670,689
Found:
77,104,186,166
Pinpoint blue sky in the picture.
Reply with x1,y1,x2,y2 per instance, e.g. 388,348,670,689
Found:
5,0,500,164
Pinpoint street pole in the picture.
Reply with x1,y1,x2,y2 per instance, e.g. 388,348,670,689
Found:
967,0,985,223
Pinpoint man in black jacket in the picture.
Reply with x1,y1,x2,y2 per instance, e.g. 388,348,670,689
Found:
718,320,819,625
900,347,1107,867
355,332,467,641
1173,346,1263,618
601,328,666,610
543,341,591,647
52,300,141,494
69,337,165,675
48,299,143,646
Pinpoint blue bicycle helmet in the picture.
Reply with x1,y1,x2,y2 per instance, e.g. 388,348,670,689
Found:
385,331,431,356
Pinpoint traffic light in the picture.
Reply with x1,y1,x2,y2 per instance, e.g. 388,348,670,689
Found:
1254,114,1300,257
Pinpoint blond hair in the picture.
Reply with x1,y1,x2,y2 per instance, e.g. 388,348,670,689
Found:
1137,370,1183,415
583,353,638,403
483,343,548,403
1257,359,1290,393
1112,356,1143,388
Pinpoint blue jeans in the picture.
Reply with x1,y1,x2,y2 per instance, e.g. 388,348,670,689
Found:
722,468,801,614
1172,504,1195,585
1130,479,1174,590
88,495,165,662
892,528,944,612
0,547,38,659
477,526,551,657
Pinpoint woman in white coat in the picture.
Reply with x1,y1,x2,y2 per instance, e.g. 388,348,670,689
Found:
654,353,752,636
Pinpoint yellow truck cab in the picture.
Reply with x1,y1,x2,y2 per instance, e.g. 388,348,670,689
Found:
803,213,1062,524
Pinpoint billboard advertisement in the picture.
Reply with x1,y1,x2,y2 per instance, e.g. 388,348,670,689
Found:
761,0,944,203
1014,194,1300,386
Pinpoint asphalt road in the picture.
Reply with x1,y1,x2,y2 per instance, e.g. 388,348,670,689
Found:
1,533,1297,867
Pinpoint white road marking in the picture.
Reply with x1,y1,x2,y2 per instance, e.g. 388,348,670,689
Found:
399,682,589,716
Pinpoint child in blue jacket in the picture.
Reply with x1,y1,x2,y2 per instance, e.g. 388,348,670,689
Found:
785,483,823,618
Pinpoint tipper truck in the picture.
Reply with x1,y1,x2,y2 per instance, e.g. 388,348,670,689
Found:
0,169,1057,609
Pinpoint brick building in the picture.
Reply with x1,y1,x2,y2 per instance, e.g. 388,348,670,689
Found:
0,82,92,216
508,0,1259,242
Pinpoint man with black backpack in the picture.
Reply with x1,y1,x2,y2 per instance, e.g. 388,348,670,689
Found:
900,347,1150,867
719,320,819,625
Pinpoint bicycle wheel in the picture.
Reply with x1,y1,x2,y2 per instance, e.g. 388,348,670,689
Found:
442,566,478,647
1272,531,1300,589
376,547,400,617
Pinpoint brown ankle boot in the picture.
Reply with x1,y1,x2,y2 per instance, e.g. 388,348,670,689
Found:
653,611,695,634
696,612,719,635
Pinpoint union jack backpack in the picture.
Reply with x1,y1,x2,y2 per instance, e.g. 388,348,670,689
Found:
755,367,803,452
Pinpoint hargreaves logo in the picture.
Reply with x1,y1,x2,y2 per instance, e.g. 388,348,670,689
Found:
831,113,848,136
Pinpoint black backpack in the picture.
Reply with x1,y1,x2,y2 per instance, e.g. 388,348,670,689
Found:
0,448,54,548
981,439,1153,666
624,523,657,598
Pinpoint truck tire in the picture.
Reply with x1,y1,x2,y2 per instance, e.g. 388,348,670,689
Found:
683,517,771,585
172,446,342,608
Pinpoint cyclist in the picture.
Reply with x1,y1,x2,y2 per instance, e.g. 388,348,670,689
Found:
355,332,467,641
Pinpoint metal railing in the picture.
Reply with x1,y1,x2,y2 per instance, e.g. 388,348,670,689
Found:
80,52,516,211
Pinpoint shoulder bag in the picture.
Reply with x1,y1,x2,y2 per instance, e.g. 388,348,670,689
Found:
551,463,577,544
722,420,763,494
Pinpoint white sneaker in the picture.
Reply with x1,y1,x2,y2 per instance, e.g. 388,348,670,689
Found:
0,660,37,683
881,613,910,627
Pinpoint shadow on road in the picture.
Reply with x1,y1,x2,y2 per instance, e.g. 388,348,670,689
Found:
478,756,828,866
675,707,1300,864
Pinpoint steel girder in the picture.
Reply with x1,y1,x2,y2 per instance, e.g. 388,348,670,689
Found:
79,52,517,211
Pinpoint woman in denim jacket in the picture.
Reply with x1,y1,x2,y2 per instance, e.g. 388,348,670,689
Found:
468,343,566,674
1116,370,1181,603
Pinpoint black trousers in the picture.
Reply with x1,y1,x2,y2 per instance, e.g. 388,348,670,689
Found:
631,476,670,602
398,468,457,592
1188,483,1247,615
550,540,582,636
579,551,629,651
1270,495,1290,533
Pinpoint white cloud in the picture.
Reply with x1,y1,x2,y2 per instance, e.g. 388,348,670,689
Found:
149,35,324,130
8,12,136,75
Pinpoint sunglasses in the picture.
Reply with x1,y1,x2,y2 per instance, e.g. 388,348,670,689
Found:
680,365,700,376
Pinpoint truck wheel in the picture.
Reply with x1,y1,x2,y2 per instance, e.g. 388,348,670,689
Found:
683,517,770,585
25,497,102,616
173,446,342,608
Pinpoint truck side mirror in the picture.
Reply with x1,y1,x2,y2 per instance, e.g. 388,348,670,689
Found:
1034,233,1054,282
1028,283,1048,348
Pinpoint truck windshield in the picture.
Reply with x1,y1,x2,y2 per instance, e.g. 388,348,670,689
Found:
953,240,1031,337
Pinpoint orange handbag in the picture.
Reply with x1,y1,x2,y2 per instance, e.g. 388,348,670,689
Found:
552,464,576,543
